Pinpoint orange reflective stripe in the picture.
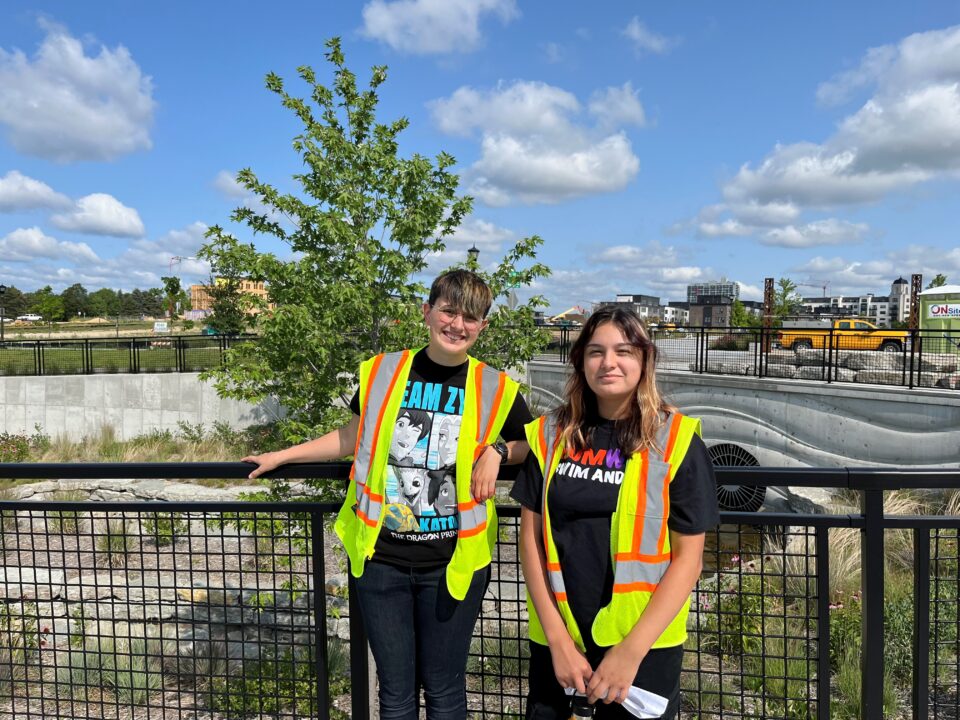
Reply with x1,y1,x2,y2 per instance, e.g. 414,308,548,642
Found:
537,418,548,464
365,349,410,478
458,499,479,511
479,372,507,446
631,451,649,554
662,413,682,463
614,552,672,562
356,509,379,528
554,592,568,601
350,353,384,480
613,582,658,594
458,522,487,538
546,561,561,571
362,485,383,502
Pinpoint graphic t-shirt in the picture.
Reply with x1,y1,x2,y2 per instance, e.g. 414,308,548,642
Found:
350,350,530,567
510,417,718,653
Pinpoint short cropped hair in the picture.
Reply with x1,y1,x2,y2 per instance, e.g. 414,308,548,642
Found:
428,270,493,320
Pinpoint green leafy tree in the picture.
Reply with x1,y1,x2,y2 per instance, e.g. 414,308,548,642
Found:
88,288,120,318
29,286,65,322
161,276,184,319
199,38,550,443
772,278,802,323
0,285,26,319
61,283,91,319
205,276,252,335
730,299,761,328
927,273,948,289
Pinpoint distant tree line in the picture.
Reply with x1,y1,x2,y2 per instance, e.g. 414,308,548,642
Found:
0,283,191,322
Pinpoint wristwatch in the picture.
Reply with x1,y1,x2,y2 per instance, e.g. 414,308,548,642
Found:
489,440,509,464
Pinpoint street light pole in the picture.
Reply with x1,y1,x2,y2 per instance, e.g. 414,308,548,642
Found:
0,283,6,344
466,245,480,269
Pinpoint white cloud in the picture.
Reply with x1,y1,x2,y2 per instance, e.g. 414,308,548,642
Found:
761,219,869,248
544,42,563,64
0,227,99,263
360,0,518,54
727,200,800,226
590,241,677,267
722,25,960,210
588,82,646,129
425,217,514,270
51,193,146,238
0,21,155,162
736,282,763,301
622,17,675,56
431,80,642,205
0,170,71,212
697,218,753,238
213,170,247,198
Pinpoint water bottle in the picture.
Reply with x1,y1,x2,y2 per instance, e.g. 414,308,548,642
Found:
569,692,595,719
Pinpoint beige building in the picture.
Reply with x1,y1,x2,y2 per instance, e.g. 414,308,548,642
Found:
190,279,270,313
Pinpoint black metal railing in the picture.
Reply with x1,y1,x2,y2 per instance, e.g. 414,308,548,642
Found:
2,463,960,718
541,325,960,390
0,334,258,377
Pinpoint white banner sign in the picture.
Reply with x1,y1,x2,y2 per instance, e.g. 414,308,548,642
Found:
928,303,960,319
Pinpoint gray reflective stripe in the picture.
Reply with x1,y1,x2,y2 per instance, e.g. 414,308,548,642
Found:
459,504,487,531
613,558,671,586
353,352,406,503
475,364,512,444
357,494,383,523
638,456,672,556
548,569,566,595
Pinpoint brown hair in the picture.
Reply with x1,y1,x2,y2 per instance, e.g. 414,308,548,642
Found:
428,270,493,320
555,307,674,455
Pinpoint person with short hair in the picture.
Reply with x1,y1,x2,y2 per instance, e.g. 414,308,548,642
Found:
512,307,718,719
245,269,531,719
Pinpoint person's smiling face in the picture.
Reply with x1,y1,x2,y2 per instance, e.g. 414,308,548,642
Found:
422,296,487,364
582,322,644,411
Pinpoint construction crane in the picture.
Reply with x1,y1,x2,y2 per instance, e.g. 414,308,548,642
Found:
549,306,587,323
797,280,831,297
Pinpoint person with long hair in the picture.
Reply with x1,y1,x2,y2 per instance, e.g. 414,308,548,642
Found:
512,307,718,719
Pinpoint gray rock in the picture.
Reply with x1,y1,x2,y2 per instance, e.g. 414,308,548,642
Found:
0,567,65,600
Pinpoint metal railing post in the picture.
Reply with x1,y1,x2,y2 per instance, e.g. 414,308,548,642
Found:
912,527,930,720
816,525,832,720
311,511,330,720
860,486,885,719
349,575,371,720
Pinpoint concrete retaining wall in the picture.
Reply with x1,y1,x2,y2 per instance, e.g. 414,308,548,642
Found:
0,373,279,440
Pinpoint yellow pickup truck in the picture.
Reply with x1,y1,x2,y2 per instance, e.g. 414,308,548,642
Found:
776,319,909,352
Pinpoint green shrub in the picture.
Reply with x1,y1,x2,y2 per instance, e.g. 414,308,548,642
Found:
143,512,189,546
96,518,134,568
211,645,317,716
0,602,41,697
48,489,86,534
709,333,751,351
59,634,168,705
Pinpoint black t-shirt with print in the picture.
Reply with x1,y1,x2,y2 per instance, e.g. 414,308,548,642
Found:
510,418,718,654
350,351,531,568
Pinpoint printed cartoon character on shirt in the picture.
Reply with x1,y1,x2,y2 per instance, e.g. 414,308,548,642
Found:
382,379,464,538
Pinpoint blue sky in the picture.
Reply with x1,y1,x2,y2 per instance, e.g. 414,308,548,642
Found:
1,1,959,312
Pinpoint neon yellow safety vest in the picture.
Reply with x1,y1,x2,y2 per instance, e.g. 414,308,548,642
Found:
335,348,519,600
524,411,702,650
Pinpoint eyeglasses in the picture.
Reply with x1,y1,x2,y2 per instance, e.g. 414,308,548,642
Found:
431,305,483,329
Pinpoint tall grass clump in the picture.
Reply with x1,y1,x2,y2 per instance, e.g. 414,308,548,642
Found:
95,517,134,568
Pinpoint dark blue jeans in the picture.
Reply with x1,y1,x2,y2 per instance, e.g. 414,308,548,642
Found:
355,560,490,720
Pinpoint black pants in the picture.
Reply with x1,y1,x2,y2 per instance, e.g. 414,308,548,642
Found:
525,641,682,720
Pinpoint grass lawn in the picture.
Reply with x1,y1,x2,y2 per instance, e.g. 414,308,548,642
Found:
0,346,230,375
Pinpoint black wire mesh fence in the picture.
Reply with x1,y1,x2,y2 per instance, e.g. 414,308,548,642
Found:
3,466,960,719
0,335,257,377
542,326,960,391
